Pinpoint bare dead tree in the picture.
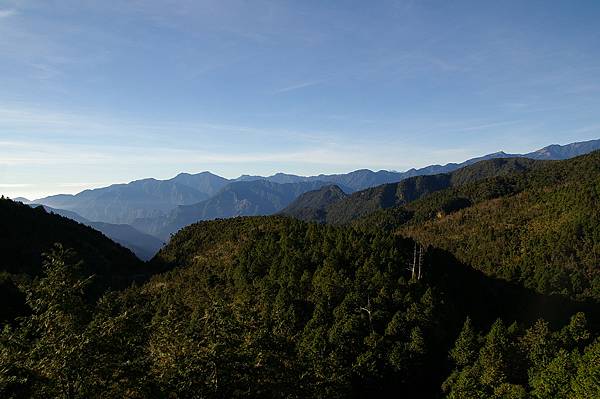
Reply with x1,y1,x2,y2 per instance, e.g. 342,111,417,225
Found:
417,245,422,280
359,296,374,333
412,242,417,279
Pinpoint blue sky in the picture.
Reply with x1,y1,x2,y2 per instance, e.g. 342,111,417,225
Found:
1,0,600,199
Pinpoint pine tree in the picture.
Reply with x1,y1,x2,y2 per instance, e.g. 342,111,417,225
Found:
450,317,479,367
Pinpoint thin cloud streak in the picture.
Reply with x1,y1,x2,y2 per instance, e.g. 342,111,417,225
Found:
0,9,16,18
0,183,31,188
0,137,494,175
272,80,325,94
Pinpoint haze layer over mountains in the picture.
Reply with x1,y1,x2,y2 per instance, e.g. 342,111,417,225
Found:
15,139,600,259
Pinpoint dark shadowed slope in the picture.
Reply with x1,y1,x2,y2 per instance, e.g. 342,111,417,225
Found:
0,198,149,323
279,184,348,222
285,157,546,225
36,205,164,260
0,198,151,324
12,197,31,204
354,150,600,301
0,198,144,277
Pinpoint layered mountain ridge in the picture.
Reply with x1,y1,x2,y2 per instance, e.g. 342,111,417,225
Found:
23,138,600,258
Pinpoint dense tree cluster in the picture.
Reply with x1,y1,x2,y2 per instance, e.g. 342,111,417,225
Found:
2,216,597,398
1,152,600,397
443,315,599,398
398,152,600,300
143,217,454,397
0,198,148,325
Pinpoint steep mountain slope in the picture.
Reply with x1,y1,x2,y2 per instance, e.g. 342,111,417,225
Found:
285,157,546,225
37,205,164,260
0,198,148,323
357,150,600,301
169,171,230,196
34,171,229,225
0,199,143,277
398,138,600,180
28,139,600,227
279,184,348,222
525,139,600,159
134,180,334,240
36,178,209,224
85,222,163,261
403,152,600,301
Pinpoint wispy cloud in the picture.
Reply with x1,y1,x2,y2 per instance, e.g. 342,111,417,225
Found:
448,119,523,133
272,80,325,94
0,9,16,18
0,183,31,188
0,103,347,148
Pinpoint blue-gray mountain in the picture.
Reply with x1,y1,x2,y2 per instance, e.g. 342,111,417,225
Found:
28,138,600,257
32,204,164,260
34,139,600,225
132,180,335,240
35,172,229,225
252,138,600,189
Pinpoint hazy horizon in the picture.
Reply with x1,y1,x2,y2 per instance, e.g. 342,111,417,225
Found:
3,137,597,200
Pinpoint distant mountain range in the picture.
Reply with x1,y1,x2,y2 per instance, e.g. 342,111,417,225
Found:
23,138,600,258
281,157,546,224
132,180,336,240
35,172,229,225
29,204,164,260
231,139,600,190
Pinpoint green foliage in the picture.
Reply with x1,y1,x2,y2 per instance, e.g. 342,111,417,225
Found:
3,151,600,399
308,157,545,226
151,217,450,397
570,339,600,398
0,198,142,278
360,151,600,301
0,245,155,398
450,317,479,367
443,313,599,399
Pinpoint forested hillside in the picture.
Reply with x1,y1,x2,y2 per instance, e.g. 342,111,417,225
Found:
1,214,598,397
285,157,546,224
279,185,348,222
0,198,143,278
0,198,148,324
352,151,600,302
401,152,600,301
1,152,600,398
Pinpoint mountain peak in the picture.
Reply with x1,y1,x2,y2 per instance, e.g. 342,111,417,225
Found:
280,184,349,223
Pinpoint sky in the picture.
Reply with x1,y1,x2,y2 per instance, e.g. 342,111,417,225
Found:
1,0,600,199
